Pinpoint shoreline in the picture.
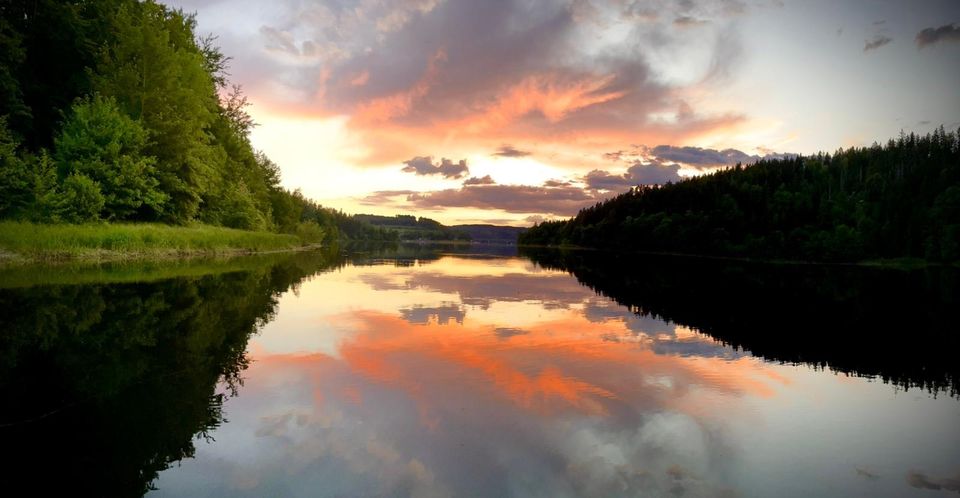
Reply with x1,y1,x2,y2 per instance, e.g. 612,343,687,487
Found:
517,244,955,270
0,248,337,289
0,221,321,267
0,243,324,267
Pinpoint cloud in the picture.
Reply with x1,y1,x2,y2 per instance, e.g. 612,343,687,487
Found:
703,27,744,83
400,304,466,325
905,470,960,492
916,23,960,48
360,270,597,309
404,184,602,216
215,0,752,165
354,190,422,207
864,35,893,52
365,141,795,217
494,327,529,339
401,156,469,179
583,162,682,190
525,215,550,224
674,16,708,28
650,145,754,166
464,175,496,186
855,467,880,480
493,145,531,158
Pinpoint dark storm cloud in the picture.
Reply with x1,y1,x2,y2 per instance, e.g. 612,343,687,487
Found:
493,145,531,158
583,162,682,190
863,35,893,52
401,156,469,179
915,23,960,48
463,175,496,186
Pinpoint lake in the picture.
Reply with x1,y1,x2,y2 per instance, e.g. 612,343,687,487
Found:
1,246,958,497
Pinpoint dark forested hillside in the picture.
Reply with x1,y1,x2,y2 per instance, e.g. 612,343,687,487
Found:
451,224,525,244
0,0,364,243
520,129,960,262
354,214,470,241
352,215,526,243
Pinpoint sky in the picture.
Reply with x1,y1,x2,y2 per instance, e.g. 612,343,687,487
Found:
167,0,960,226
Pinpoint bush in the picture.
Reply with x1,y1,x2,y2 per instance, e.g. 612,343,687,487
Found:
28,152,62,223
59,174,105,223
294,220,325,244
55,95,165,220
217,181,268,231
0,119,31,218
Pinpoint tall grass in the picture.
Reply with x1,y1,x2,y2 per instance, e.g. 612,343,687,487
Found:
0,248,343,289
0,221,305,262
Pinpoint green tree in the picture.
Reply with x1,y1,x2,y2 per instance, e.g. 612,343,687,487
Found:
28,151,61,223
94,1,220,223
0,117,31,217
55,95,166,220
58,173,105,223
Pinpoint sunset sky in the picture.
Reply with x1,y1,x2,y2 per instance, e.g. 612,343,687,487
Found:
168,0,960,226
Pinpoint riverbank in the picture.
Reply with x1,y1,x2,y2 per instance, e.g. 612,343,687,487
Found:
518,243,954,270
0,221,313,265
0,248,342,289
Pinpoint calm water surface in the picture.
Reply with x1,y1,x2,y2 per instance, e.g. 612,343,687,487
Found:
1,246,958,497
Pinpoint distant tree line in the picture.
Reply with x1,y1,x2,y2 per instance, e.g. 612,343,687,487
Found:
354,214,471,241
0,0,394,243
520,128,960,262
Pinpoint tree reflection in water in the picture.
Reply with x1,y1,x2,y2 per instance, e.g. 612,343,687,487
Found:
0,250,344,496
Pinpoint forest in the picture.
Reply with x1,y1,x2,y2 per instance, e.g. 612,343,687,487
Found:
0,0,393,244
354,214,471,241
520,129,960,262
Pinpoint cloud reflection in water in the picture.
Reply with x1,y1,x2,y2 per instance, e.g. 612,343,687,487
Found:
150,255,960,498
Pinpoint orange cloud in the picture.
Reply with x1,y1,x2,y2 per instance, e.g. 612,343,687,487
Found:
354,49,448,124
456,73,628,133
264,309,789,422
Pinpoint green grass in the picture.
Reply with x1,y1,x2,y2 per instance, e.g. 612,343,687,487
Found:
0,248,341,289
0,221,306,264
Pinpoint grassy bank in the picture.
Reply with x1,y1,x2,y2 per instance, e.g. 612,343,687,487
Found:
0,248,343,289
0,221,308,264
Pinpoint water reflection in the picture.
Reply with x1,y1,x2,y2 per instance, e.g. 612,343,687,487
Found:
522,248,960,397
0,250,345,496
1,247,958,497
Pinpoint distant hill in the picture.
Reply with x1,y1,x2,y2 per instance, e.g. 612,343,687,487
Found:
450,225,526,244
354,214,470,241
354,214,526,244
